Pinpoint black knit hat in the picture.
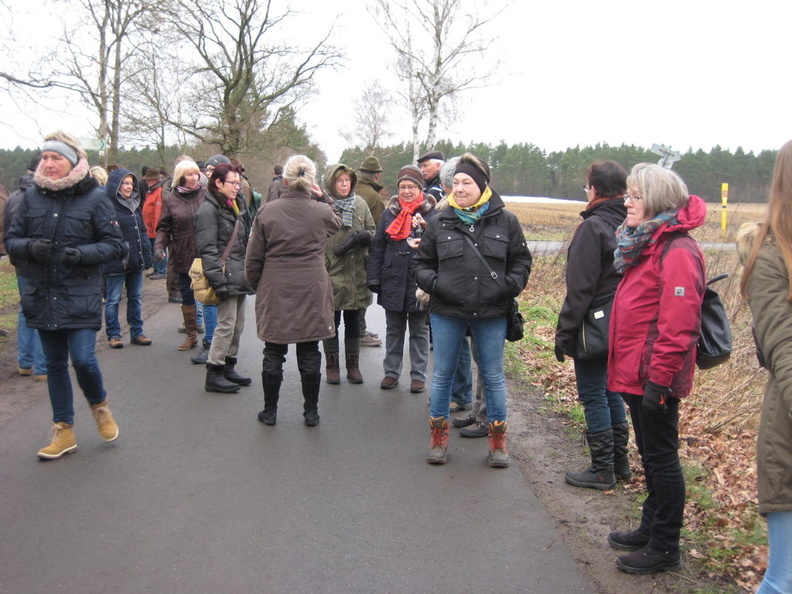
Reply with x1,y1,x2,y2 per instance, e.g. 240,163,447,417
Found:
454,153,490,193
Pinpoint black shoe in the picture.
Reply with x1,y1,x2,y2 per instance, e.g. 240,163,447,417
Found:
258,409,277,425
608,529,650,551
168,296,182,303
452,413,476,429
459,422,488,438
565,466,616,490
304,411,320,427
616,547,680,575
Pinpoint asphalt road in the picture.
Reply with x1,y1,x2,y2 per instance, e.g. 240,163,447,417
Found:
0,300,592,594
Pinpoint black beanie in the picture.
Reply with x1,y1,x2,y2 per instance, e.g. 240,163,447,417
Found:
454,162,488,193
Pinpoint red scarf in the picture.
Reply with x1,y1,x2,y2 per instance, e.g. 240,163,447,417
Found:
386,196,423,241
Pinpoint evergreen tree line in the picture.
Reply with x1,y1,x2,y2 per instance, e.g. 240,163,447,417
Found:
341,142,778,203
1,141,777,204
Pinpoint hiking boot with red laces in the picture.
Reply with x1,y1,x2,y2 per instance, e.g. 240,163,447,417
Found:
426,417,450,464
487,421,510,467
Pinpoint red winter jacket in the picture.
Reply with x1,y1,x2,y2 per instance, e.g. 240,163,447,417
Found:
607,195,707,397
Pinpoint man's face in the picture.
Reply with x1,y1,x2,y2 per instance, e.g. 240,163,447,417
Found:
420,160,442,181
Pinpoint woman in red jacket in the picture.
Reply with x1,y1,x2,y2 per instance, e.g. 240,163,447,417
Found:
606,163,706,575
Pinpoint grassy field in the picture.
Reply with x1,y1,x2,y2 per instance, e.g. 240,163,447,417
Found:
506,199,768,591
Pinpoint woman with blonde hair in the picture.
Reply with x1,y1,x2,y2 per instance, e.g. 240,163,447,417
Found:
5,131,125,459
246,155,342,426
153,159,207,350
739,139,792,594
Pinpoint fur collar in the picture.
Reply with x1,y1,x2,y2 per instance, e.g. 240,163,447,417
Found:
386,193,437,216
34,158,91,193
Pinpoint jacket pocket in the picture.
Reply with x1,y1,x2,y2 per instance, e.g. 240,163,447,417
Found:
437,234,464,262
67,284,102,320
480,230,509,262
62,211,92,242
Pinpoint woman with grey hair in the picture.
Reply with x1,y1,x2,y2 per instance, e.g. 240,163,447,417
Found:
246,155,342,426
606,163,706,575
5,131,125,459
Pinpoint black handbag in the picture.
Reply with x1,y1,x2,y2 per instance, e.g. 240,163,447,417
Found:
696,274,732,369
461,234,524,342
574,295,613,360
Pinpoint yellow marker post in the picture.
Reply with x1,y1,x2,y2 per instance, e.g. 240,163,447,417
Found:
721,183,729,239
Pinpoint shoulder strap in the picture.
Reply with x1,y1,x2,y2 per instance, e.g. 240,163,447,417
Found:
220,219,241,265
461,233,508,297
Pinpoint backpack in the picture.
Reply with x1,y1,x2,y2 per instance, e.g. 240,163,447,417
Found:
662,234,732,369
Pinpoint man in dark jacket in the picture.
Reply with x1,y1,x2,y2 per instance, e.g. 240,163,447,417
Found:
5,132,125,460
356,156,386,348
417,150,445,202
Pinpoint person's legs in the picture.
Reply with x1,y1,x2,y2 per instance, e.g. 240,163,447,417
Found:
207,297,238,365
383,310,408,379
39,330,75,424
103,274,125,339
468,316,508,422
406,310,430,381
428,313,468,419
125,271,145,338
573,357,612,433
67,329,107,407
296,341,322,425
203,304,217,344
451,336,474,407
226,295,246,359
342,309,362,383
758,511,792,594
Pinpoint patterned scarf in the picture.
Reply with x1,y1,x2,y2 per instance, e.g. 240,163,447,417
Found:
613,211,678,273
448,186,493,226
386,195,423,241
334,196,356,228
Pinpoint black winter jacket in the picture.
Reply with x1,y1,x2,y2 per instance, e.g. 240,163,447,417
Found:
195,189,252,296
102,168,152,276
413,190,532,319
4,167,125,330
555,198,626,356
367,194,437,312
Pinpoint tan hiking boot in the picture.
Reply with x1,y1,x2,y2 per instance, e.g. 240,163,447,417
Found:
487,421,510,467
90,401,119,442
38,423,78,460
426,417,450,464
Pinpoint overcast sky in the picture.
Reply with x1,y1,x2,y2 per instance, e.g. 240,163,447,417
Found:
2,0,790,162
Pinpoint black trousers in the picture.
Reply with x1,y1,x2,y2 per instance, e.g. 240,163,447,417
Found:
262,341,321,377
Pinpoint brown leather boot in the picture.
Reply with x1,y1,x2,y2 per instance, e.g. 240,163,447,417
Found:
325,352,341,384
178,304,198,350
345,350,363,384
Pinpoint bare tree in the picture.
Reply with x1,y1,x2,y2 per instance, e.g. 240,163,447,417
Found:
370,0,503,156
340,79,394,152
159,0,343,158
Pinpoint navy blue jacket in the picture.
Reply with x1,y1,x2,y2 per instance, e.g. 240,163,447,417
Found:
5,169,124,330
102,168,152,276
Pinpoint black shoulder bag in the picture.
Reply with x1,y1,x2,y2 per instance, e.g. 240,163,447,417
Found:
461,234,524,342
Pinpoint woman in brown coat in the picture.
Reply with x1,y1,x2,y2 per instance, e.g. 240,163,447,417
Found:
153,159,207,351
245,155,342,427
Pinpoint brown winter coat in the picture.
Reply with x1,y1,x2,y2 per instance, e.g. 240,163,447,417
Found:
739,227,792,515
154,186,207,274
245,186,342,343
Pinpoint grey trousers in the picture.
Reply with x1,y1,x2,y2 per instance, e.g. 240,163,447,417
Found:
383,309,430,381
207,294,246,365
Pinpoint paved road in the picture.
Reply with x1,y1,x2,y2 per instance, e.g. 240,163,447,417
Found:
0,300,592,593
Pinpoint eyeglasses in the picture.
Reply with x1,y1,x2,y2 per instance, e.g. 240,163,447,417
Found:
399,184,419,191
624,193,643,203
224,180,242,187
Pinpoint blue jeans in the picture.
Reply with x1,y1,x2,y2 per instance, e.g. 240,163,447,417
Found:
758,511,792,594
16,274,46,374
203,304,217,344
623,393,685,554
452,337,473,406
429,314,507,422
39,329,107,425
573,356,626,433
104,272,144,339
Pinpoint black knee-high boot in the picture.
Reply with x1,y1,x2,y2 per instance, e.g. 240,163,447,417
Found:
258,372,281,425
302,373,321,426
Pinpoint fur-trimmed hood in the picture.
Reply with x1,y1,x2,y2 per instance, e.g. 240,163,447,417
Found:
385,193,437,216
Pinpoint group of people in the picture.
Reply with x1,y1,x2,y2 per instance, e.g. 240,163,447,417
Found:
4,130,789,589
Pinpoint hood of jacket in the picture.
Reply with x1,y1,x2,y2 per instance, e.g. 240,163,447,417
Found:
323,163,357,199
662,194,707,235
106,168,140,211
385,192,437,216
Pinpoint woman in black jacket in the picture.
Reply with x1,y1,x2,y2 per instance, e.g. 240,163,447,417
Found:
554,160,630,490
366,165,436,393
103,168,153,349
414,153,532,467
195,163,252,394
4,131,125,460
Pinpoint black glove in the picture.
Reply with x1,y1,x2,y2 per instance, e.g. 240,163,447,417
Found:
643,381,670,419
334,231,371,257
27,239,53,262
60,247,82,266
554,345,565,363
367,283,381,294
